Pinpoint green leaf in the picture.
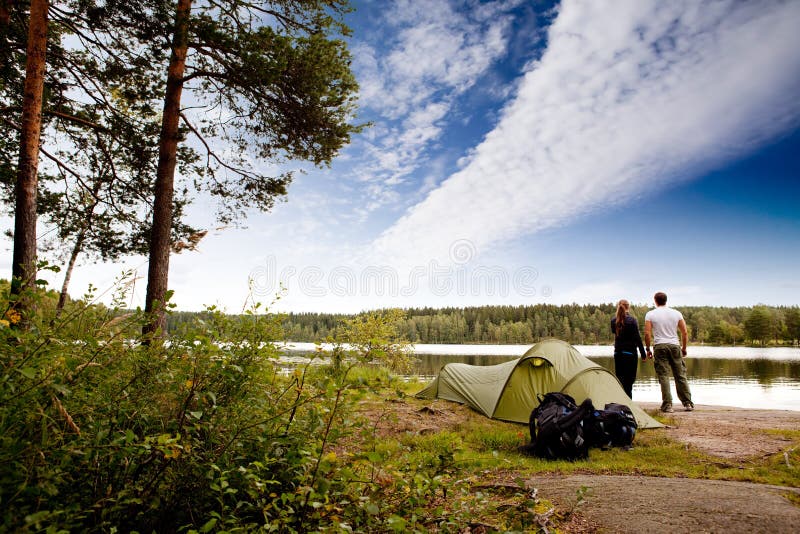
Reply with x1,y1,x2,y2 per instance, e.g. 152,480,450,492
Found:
387,514,407,531
200,517,217,533
24,511,51,524
17,367,36,379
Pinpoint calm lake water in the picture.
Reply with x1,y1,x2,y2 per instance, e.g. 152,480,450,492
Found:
283,342,800,411
407,344,800,412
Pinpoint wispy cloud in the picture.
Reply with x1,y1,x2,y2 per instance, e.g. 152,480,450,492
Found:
372,0,800,265
347,0,519,213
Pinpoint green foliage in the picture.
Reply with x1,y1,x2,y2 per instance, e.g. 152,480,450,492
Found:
326,308,415,374
0,2,199,257
784,308,800,344
2,285,527,532
4,281,796,531
337,363,398,388
745,306,773,346
2,291,292,531
0,287,334,531
259,304,800,347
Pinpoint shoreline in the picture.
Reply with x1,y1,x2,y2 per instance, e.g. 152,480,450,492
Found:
282,340,800,359
637,400,800,415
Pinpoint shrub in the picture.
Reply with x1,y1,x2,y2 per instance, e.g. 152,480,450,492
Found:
0,283,363,532
1,282,480,532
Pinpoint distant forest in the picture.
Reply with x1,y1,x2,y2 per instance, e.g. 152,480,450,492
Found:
167,304,800,346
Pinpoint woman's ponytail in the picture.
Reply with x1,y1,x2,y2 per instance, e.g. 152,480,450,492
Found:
615,299,629,336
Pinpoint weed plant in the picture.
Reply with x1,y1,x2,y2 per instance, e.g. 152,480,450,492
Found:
3,281,530,532
7,280,793,532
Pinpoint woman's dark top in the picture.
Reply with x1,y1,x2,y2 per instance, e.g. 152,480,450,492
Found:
610,314,646,359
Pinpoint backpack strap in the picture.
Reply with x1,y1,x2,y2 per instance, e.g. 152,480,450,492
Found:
555,398,594,431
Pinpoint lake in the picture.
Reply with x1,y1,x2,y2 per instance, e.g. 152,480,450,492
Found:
282,342,800,411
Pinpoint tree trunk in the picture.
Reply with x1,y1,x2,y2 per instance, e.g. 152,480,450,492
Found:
55,175,103,318
0,0,12,29
143,0,192,339
11,0,48,323
54,226,85,319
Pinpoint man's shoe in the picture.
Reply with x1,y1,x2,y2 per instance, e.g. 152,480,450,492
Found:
683,402,695,412
660,403,674,413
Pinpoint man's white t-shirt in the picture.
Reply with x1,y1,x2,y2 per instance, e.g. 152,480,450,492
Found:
645,306,684,346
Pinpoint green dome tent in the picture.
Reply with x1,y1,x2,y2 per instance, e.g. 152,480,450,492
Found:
415,338,662,429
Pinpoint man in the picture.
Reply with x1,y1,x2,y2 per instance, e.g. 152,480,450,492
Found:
644,292,694,413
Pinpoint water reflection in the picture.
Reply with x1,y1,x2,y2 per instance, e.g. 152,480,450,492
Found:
412,354,800,412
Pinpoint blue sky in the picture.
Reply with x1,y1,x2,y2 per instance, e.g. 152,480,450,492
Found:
5,0,799,313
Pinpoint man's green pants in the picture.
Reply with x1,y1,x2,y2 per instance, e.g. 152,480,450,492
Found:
653,343,692,406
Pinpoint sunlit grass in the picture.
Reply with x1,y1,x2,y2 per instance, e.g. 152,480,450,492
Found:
763,428,800,441
367,394,800,488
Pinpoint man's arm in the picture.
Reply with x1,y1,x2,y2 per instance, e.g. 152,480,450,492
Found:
678,319,688,357
644,320,653,359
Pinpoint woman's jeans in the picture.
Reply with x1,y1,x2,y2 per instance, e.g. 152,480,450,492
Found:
614,351,638,399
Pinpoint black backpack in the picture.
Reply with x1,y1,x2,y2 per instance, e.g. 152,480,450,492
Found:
521,392,594,460
585,402,638,449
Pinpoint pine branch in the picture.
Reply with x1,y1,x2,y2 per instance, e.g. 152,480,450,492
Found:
47,109,108,132
180,111,259,181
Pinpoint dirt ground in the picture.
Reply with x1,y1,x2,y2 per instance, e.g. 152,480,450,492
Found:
531,474,800,533
373,399,800,533
639,401,800,459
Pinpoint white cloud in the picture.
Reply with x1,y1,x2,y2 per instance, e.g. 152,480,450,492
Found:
366,1,512,117
349,0,517,211
372,0,800,266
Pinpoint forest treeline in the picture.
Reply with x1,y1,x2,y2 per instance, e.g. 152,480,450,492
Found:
167,303,800,346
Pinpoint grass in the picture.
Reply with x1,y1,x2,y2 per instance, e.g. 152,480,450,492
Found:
357,386,800,489
303,372,800,529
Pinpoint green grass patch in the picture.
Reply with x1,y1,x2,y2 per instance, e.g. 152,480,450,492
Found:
465,424,524,453
763,428,800,441
785,491,800,508
386,396,800,489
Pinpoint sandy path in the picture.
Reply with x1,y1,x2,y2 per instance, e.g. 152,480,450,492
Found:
533,474,800,533
638,402,800,458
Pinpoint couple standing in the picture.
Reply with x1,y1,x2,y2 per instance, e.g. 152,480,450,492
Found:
611,292,694,413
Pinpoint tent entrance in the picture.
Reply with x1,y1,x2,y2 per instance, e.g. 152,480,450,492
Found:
493,357,556,422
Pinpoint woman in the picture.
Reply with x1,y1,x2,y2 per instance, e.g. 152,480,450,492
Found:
610,299,646,399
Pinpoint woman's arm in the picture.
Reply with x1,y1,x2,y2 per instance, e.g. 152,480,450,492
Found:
632,318,646,359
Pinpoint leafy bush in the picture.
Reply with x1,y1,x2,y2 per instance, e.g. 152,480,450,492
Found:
0,284,307,530
0,283,472,532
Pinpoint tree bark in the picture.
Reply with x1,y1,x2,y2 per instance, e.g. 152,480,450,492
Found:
0,0,12,29
143,0,192,339
11,0,48,322
55,174,103,318
54,226,84,318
